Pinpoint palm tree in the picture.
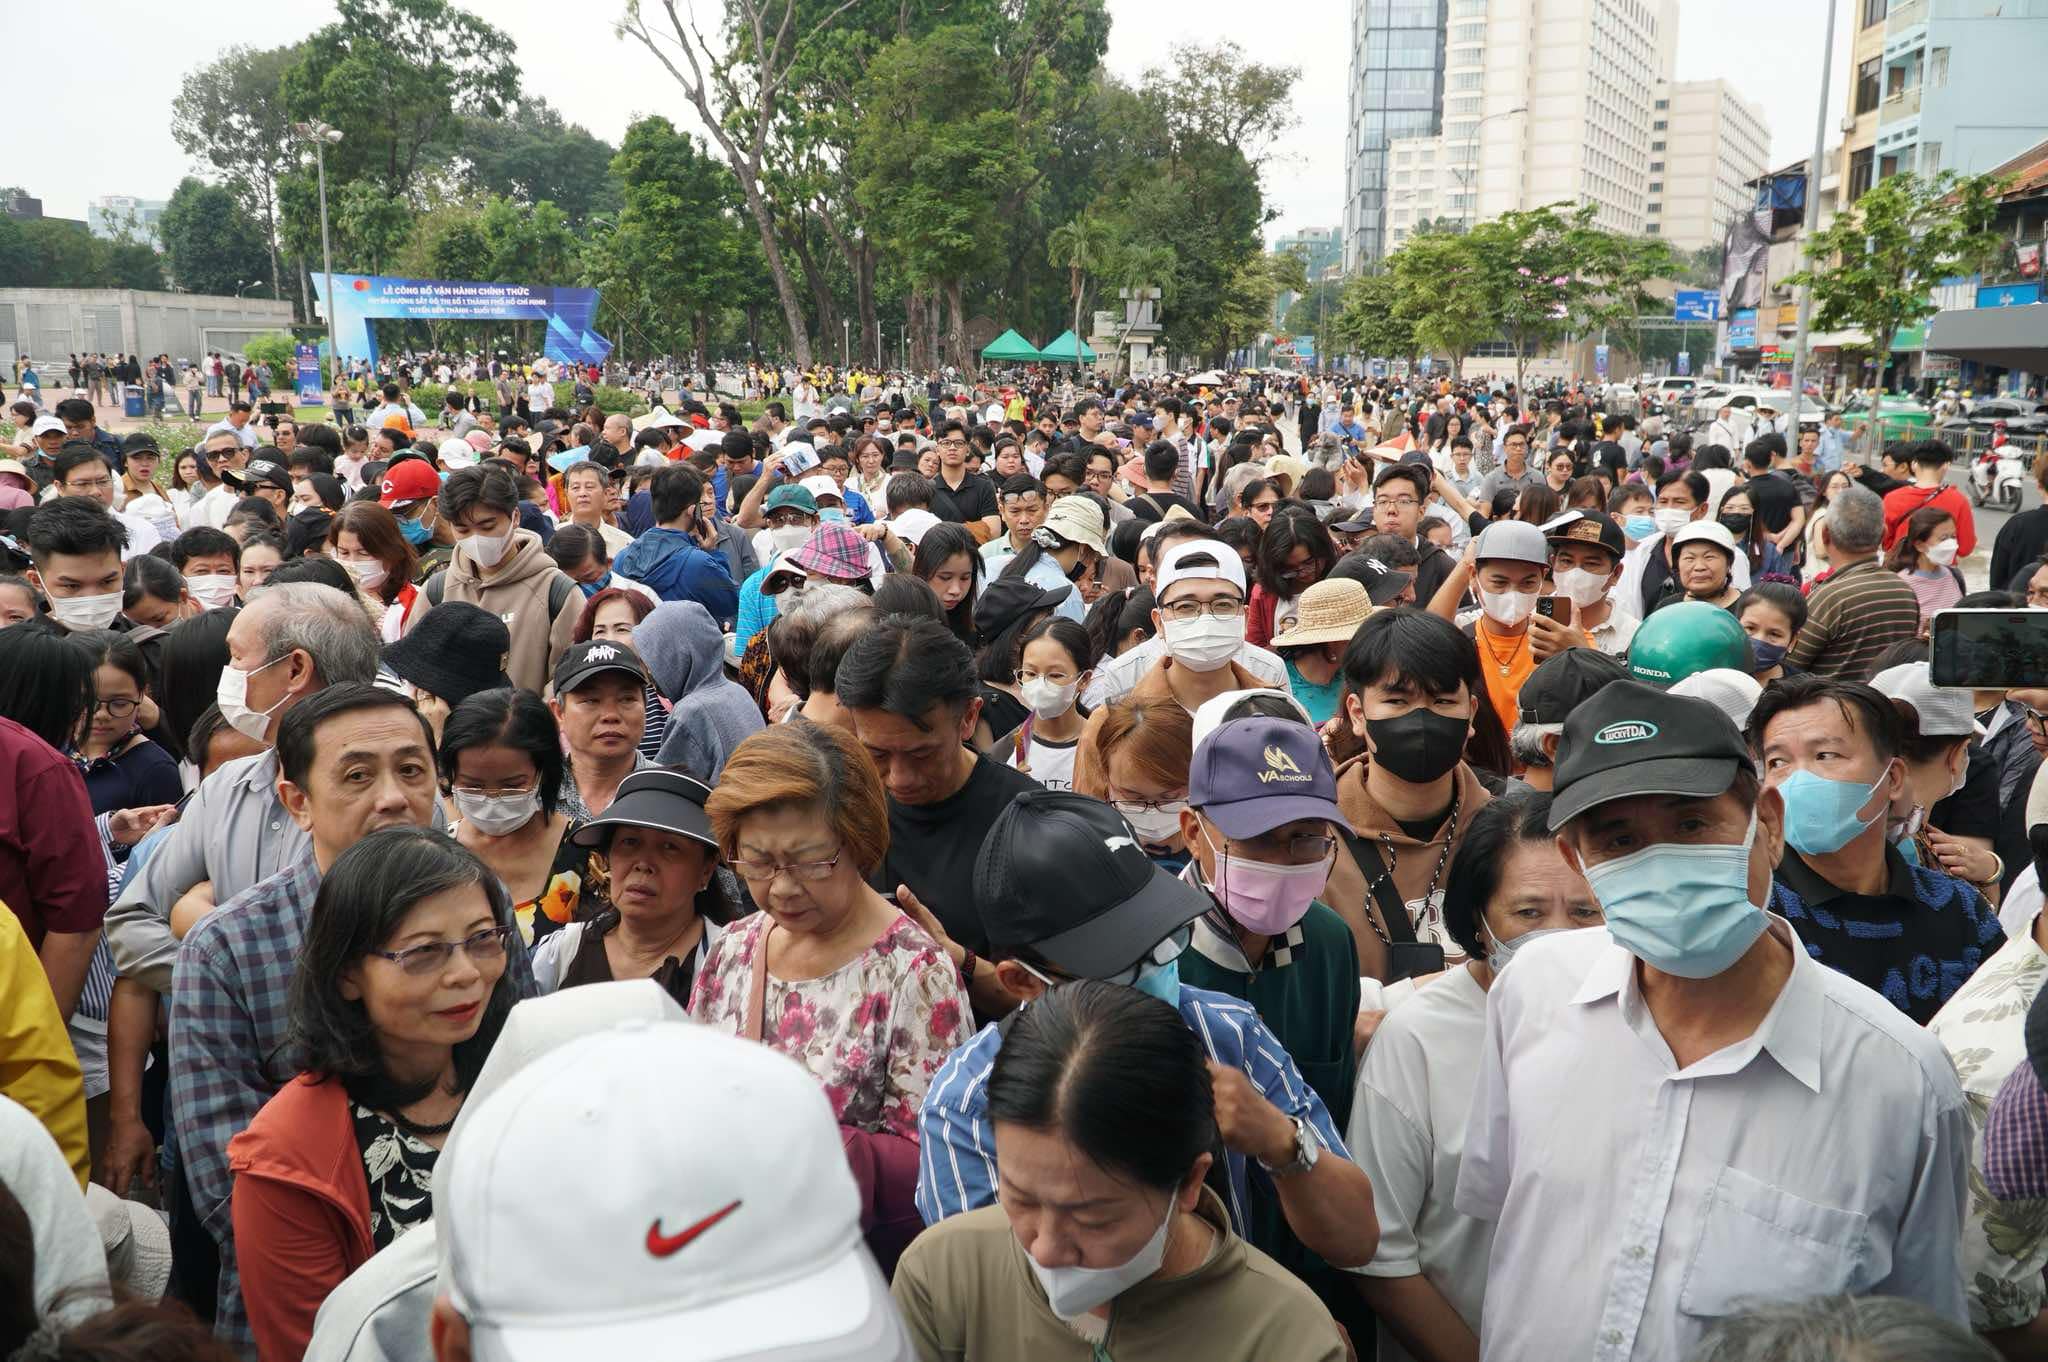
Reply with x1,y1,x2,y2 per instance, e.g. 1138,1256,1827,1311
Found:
1047,214,1120,349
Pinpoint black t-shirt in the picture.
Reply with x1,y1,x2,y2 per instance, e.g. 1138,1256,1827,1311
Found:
1128,491,1206,524
873,754,1039,953
1931,743,2002,845
930,470,998,523
1746,471,1801,535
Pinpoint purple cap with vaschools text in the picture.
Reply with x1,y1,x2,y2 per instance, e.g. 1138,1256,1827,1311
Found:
1189,716,1351,840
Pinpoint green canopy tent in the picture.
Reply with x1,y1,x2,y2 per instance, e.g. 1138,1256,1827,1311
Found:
1038,329,1097,364
979,329,1042,363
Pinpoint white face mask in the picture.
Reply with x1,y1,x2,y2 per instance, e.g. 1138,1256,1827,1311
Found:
340,558,388,592
1925,538,1959,567
1018,676,1080,721
1026,1190,1176,1319
1161,613,1243,672
1121,800,1187,846
216,654,289,744
184,574,238,612
1487,924,1573,972
1652,507,1691,536
453,789,541,837
1478,588,1538,627
767,524,811,556
1551,567,1609,609
47,590,123,631
468,528,514,568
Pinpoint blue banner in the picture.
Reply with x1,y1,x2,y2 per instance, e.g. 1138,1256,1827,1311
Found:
294,344,322,403
1728,309,1758,350
1594,344,1610,378
1674,290,1721,322
311,273,612,369
1676,351,1691,376
1978,282,2043,309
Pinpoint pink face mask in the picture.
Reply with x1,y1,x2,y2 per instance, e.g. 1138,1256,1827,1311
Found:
1202,828,1329,936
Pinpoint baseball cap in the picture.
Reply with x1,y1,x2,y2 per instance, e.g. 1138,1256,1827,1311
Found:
1671,520,1738,559
120,431,161,458
1871,660,1984,738
1542,509,1626,558
552,639,648,695
1189,715,1350,840
225,458,291,493
763,484,819,516
885,508,940,546
799,475,845,505
1338,554,1415,607
974,790,1210,977
1547,679,1750,830
1041,495,1108,555
440,436,481,470
378,459,441,508
1472,519,1548,567
1518,647,1629,726
570,769,715,851
1669,668,1765,729
442,1021,908,1362
973,577,1071,640
1154,538,1247,602
30,415,65,438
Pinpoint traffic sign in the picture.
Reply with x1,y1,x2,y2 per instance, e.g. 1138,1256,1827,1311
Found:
1674,290,1722,322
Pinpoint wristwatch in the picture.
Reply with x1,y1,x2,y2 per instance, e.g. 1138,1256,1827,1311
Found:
1257,1115,1322,1179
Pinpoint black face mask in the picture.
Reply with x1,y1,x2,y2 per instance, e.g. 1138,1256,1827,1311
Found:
1719,513,1753,538
1365,708,1469,785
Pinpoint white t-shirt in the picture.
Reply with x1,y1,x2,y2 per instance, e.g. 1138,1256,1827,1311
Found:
1008,730,1079,791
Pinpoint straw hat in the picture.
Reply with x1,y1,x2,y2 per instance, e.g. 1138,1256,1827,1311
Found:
1269,578,1372,650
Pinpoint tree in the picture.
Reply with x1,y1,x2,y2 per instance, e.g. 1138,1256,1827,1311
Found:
605,116,753,360
172,44,301,313
1386,231,1493,379
1789,170,2007,457
160,177,271,296
1047,213,1121,355
336,180,415,276
1330,270,1415,366
457,98,623,224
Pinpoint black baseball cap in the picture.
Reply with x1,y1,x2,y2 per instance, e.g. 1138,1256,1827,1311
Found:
1548,680,1749,830
972,577,1071,640
551,639,647,695
121,431,161,458
1335,553,1414,606
570,768,715,850
1518,648,1629,726
974,790,1210,978
225,458,291,493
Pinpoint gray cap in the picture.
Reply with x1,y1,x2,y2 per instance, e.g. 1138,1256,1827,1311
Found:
1472,518,1549,567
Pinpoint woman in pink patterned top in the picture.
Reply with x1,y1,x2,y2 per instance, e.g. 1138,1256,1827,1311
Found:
690,721,970,1143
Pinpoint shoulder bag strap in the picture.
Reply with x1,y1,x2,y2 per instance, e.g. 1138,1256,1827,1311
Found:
1337,826,1418,944
743,920,774,1044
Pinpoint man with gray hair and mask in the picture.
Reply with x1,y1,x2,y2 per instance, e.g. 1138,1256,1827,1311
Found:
1509,649,1628,791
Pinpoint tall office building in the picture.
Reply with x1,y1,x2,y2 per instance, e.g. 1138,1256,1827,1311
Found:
1645,79,1771,252
1341,0,1450,274
88,195,168,246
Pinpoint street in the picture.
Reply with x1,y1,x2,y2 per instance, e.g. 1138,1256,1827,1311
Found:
1948,463,2036,592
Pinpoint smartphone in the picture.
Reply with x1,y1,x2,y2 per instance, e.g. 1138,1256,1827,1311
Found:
1386,941,1447,983
1930,609,2048,689
1534,595,1574,627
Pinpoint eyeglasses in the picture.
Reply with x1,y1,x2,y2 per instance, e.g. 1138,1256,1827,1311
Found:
1234,833,1338,863
734,848,844,885
64,476,112,492
1277,562,1323,584
92,697,139,719
1375,496,1420,511
368,923,515,977
1159,597,1245,622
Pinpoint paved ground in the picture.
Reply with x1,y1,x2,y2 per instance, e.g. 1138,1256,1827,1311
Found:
1958,466,2035,592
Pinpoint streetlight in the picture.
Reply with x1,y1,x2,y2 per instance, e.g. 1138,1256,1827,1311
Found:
293,119,344,385
1450,107,1527,228
1787,0,1841,430
842,318,851,368
234,279,267,298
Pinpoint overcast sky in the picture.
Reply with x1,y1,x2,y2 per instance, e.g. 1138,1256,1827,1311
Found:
17,0,1853,244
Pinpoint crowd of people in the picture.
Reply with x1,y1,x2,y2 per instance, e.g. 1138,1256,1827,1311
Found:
0,359,2046,1362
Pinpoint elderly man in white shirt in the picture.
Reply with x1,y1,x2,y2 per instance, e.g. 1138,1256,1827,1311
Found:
1455,679,1970,1362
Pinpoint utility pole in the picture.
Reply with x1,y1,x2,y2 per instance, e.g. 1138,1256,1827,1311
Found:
293,120,345,380
1786,0,1840,427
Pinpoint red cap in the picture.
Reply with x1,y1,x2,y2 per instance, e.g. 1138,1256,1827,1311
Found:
378,459,441,508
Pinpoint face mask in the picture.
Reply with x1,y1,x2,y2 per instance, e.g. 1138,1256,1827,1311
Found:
1653,507,1691,535
1487,924,1572,973
1162,613,1243,672
1132,957,1181,1009
1719,513,1752,538
767,524,811,555
397,514,432,547
1551,567,1609,609
216,654,290,744
1027,1189,1175,1319
340,558,388,593
47,591,123,631
1624,514,1658,540
453,789,542,837
1749,638,1788,672
1478,588,1537,627
819,508,848,524
1925,538,1959,567
468,528,513,568
1203,828,1328,936
1887,802,1927,849
1122,801,1187,846
1019,676,1079,721
578,571,614,599
1777,766,1891,856
1579,807,1767,979
1365,708,1468,785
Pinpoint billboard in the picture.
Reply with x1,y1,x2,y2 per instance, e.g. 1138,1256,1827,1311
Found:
1673,290,1722,322
1594,344,1609,378
1727,308,1759,350
311,273,612,368
293,344,322,403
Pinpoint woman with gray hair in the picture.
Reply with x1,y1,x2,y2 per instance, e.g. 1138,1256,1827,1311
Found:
1686,1294,1996,1362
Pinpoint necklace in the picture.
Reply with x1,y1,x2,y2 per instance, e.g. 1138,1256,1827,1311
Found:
383,1096,460,1138
1476,623,1525,678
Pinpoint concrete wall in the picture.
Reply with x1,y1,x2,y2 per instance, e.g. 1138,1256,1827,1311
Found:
0,288,296,373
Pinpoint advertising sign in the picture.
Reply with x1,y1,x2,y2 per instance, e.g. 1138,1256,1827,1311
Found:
1675,351,1690,376
294,344,323,403
1978,282,2043,309
312,273,611,368
1727,309,1759,350
1594,344,1610,378
1673,290,1722,322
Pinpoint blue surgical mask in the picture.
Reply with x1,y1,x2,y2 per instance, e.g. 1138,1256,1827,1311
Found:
398,515,431,547
1624,514,1658,540
578,571,613,599
1579,808,1767,979
820,507,848,524
1132,957,1181,1010
1777,766,1891,857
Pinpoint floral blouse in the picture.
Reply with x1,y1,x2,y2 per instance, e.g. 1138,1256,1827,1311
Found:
350,1103,439,1252
689,910,969,1140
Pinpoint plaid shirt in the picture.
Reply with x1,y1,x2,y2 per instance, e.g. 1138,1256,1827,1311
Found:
170,855,534,1350
1986,1060,2048,1202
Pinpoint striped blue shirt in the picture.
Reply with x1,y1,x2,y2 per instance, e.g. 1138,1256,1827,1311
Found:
915,985,1350,1236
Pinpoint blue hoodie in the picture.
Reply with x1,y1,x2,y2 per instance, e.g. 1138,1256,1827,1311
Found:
613,528,738,625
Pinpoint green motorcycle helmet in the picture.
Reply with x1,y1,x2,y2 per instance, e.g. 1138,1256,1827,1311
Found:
1626,600,1754,688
